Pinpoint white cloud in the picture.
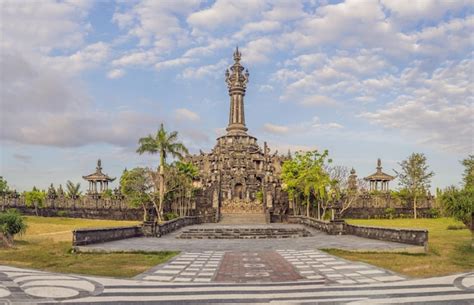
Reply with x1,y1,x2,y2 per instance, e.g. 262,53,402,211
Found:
258,84,274,92
175,108,200,122
187,0,267,30
300,95,338,107
180,59,228,79
112,50,158,67
233,20,281,39
155,57,195,71
112,0,201,50
242,37,274,64
263,123,289,135
107,69,125,79
381,0,467,25
361,59,473,153
45,42,110,74
0,0,92,52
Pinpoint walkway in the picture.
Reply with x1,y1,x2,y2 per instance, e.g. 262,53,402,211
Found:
0,265,473,304
3,224,471,303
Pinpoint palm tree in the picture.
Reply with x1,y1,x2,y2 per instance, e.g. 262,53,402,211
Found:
66,181,81,199
137,123,188,221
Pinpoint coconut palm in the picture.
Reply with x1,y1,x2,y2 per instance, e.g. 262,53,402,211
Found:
66,181,81,199
137,123,188,221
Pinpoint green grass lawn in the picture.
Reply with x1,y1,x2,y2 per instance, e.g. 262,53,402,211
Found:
0,216,178,278
326,217,473,278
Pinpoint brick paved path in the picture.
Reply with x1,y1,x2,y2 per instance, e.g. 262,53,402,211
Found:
215,251,302,282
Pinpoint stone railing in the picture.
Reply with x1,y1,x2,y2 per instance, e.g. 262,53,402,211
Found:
344,223,428,249
288,216,344,235
149,213,217,237
74,213,217,246
288,215,428,250
73,225,143,246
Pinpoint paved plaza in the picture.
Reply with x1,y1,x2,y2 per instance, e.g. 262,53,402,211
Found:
2,224,472,304
0,264,473,304
78,224,422,252
136,249,406,284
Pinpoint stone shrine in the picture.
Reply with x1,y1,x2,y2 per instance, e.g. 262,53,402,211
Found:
188,48,288,221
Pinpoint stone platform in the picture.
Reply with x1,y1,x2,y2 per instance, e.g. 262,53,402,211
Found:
78,223,422,253
176,227,312,239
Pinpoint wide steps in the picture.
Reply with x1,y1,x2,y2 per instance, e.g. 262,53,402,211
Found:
176,227,312,239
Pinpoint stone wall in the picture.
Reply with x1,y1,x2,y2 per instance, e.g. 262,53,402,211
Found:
288,216,344,235
154,214,216,237
2,197,143,220
73,213,217,246
344,224,428,248
73,225,143,246
289,215,428,249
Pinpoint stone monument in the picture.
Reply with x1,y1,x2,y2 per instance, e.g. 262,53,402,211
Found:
188,48,288,222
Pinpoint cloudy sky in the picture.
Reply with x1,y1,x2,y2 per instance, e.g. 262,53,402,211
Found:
1,0,472,192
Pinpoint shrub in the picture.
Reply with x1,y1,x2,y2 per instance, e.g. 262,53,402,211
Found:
447,224,467,230
164,212,179,221
0,209,27,247
384,207,396,219
56,211,68,218
428,208,441,218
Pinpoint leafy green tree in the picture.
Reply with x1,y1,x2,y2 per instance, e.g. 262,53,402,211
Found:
0,209,27,247
440,156,474,248
101,189,113,199
24,187,46,216
461,155,474,190
395,153,434,219
174,161,199,217
281,150,334,219
440,186,473,247
120,167,154,221
66,181,82,199
0,177,8,196
136,123,188,222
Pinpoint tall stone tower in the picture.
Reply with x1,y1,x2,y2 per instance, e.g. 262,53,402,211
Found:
225,47,249,135
189,48,289,222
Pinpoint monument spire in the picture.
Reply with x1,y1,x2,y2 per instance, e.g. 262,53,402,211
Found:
225,46,249,135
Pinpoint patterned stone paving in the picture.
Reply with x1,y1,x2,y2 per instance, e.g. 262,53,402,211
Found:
215,251,303,283
277,249,406,284
139,251,224,282
138,249,405,284
0,265,473,304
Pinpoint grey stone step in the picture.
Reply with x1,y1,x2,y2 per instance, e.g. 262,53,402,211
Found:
176,227,312,239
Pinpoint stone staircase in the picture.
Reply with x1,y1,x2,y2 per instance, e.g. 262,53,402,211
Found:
176,227,312,239
219,213,267,224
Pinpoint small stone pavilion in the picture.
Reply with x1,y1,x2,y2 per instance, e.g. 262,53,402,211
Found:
364,159,395,191
83,159,116,194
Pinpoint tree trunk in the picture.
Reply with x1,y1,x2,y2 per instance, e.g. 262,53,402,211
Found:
317,202,321,220
158,164,164,222
413,195,417,219
142,204,147,222
306,197,310,217
0,233,13,248
34,202,38,216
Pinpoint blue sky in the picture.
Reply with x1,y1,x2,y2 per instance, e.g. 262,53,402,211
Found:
1,0,472,192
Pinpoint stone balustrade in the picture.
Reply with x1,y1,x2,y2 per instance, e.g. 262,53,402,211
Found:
73,225,143,246
288,215,428,250
344,223,428,249
73,213,217,246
